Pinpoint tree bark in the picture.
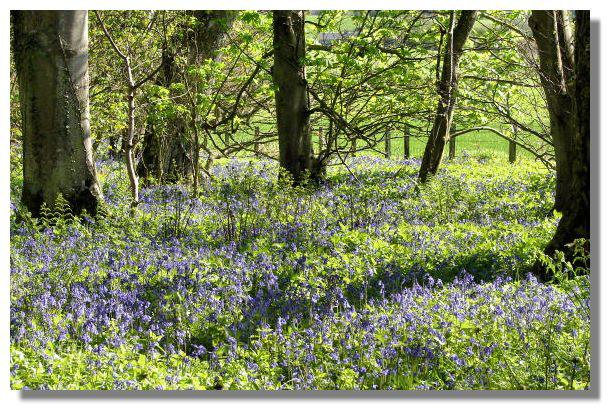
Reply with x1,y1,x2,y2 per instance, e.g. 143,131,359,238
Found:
418,10,477,183
529,10,576,213
272,10,316,184
12,10,102,216
543,10,590,258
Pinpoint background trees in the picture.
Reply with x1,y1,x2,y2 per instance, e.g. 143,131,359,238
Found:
306,11,436,170
459,10,554,169
9,9,591,265
11,10,102,216
82,10,571,183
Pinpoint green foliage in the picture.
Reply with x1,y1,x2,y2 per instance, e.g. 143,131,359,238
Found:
10,155,589,390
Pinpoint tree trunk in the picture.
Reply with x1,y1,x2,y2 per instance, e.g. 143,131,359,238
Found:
448,135,456,160
418,10,477,183
125,85,139,207
190,11,236,64
529,10,576,213
189,100,200,196
138,11,235,184
11,11,102,216
543,10,590,258
272,10,316,184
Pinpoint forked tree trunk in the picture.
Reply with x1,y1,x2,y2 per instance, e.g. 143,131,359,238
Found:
418,10,477,183
529,10,576,213
543,10,590,258
11,10,102,216
272,10,316,184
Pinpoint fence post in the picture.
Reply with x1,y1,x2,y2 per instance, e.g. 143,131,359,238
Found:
404,125,410,159
505,95,518,164
224,132,231,157
508,140,517,163
254,127,260,156
509,124,517,163
384,129,391,159
448,125,456,160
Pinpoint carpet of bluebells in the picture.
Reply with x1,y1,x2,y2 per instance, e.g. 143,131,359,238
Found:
10,151,590,390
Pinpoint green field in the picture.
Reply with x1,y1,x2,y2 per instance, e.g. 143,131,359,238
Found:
209,128,536,162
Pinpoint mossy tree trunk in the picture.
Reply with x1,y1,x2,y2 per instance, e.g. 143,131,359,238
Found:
12,10,102,216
